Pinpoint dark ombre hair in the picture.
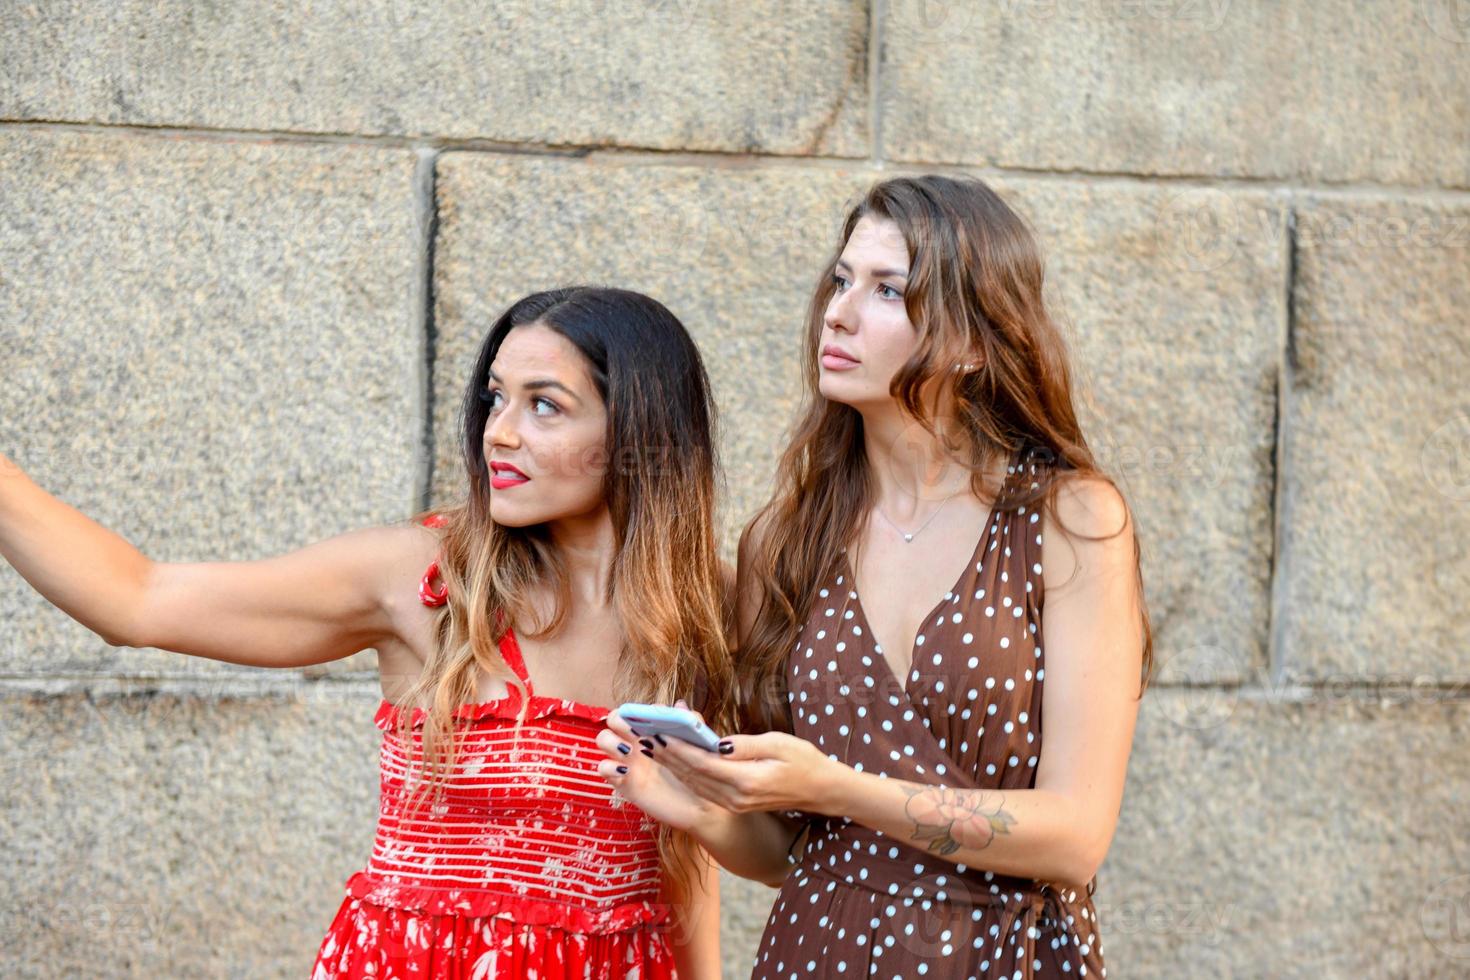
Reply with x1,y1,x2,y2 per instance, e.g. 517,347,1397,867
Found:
738,174,1156,734
398,286,734,900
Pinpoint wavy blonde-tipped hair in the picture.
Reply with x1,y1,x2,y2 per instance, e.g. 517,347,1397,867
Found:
395,286,735,904
738,174,1156,735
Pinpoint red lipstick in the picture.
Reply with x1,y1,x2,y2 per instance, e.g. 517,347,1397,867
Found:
489,461,530,490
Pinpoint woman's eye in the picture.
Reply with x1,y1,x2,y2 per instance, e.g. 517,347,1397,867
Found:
479,388,504,411
831,273,849,291
877,283,903,300
532,397,559,416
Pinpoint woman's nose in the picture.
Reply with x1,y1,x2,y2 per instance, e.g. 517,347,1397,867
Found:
486,406,520,448
824,290,856,333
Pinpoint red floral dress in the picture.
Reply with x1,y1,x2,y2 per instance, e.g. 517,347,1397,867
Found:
310,516,677,978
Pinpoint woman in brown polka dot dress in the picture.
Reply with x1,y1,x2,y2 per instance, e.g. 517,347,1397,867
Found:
752,447,1108,979
596,174,1156,979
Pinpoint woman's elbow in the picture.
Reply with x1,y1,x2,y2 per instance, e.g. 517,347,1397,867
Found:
761,870,790,889
1062,825,1115,889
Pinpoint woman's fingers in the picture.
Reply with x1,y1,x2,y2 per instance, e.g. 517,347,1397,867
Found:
672,698,710,727
649,736,791,812
643,730,705,776
601,712,767,812
605,711,639,741
595,758,630,781
594,727,634,761
598,712,810,817
644,732,752,808
680,768,746,812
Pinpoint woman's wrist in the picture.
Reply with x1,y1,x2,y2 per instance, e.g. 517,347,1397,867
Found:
807,755,858,818
683,797,739,845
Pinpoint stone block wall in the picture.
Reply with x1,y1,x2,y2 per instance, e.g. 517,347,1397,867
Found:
2,3,1466,976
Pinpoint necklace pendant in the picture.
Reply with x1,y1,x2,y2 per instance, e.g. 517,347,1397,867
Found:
903,532,914,542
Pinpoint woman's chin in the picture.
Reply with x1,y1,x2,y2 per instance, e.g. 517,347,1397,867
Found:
488,499,540,528
489,495,609,530
817,374,873,408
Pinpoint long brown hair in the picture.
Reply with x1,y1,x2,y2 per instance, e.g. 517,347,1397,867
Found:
739,174,1155,734
397,286,734,901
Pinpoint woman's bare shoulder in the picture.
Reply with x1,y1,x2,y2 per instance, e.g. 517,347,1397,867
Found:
1040,473,1134,594
373,518,448,598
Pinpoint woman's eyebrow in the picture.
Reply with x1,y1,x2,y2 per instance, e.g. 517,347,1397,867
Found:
487,370,583,405
836,258,909,280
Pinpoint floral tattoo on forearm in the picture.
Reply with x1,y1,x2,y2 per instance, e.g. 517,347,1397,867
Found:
900,785,1016,856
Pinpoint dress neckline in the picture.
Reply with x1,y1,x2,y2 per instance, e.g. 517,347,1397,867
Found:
377,625,614,721
840,453,1020,689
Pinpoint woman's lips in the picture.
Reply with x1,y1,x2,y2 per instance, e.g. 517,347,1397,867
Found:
489,462,530,489
820,347,860,371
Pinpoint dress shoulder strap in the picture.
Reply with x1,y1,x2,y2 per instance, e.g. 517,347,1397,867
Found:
417,513,449,607
497,626,533,692
413,514,529,691
419,560,448,607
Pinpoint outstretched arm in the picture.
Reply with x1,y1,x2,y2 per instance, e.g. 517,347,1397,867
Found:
0,452,417,667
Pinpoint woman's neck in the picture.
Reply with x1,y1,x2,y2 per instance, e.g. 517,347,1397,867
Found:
546,506,617,607
860,409,972,515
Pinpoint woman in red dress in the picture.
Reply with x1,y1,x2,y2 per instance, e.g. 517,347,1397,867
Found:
0,286,732,978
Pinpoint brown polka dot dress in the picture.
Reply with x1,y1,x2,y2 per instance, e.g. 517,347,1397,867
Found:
752,449,1107,979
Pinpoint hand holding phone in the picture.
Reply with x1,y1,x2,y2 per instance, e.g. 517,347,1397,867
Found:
615,702,722,752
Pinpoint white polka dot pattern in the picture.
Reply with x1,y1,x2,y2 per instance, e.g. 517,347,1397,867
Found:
753,450,1106,979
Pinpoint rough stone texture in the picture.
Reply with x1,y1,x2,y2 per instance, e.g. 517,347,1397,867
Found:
0,128,422,678
8,690,1467,978
881,0,1470,188
427,154,872,550
2,3,1468,976
0,0,870,158
984,176,1287,683
1099,690,1470,977
1280,194,1470,684
0,690,381,979
719,872,782,977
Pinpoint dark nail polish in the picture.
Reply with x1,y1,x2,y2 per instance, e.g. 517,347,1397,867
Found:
718,741,734,754
654,734,667,747
639,739,654,750
617,743,631,755
640,748,654,758
616,765,628,775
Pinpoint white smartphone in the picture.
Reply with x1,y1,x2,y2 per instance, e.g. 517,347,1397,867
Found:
615,702,723,752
